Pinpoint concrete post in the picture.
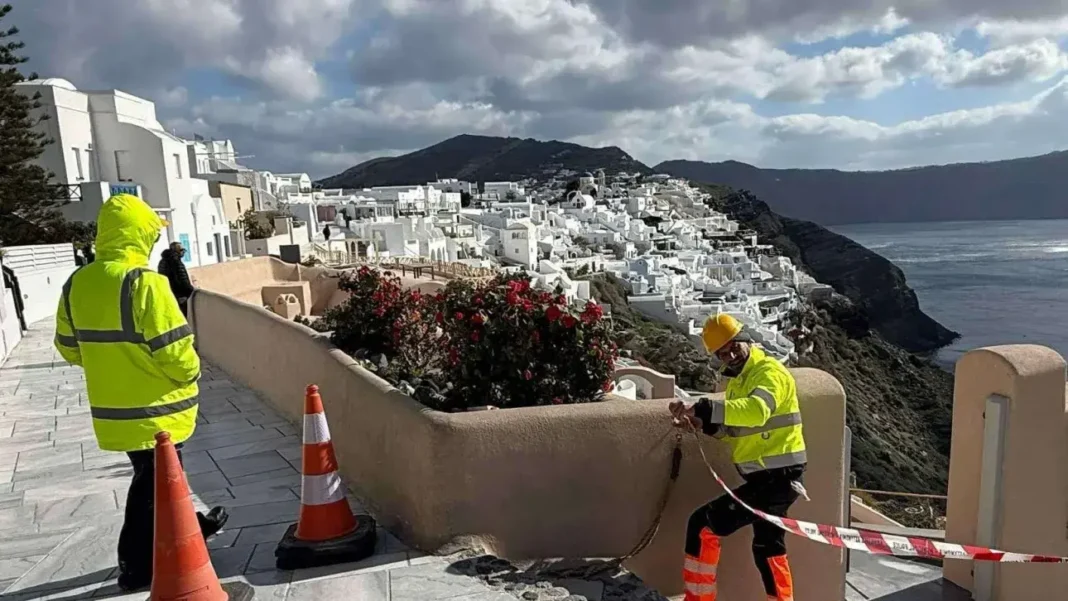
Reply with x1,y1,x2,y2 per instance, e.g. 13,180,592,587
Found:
945,345,1068,601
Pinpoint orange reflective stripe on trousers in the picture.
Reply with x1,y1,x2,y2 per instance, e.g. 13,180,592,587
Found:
683,528,719,601
766,555,795,601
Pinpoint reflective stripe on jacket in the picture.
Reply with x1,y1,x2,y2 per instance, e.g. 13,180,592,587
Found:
54,193,200,452
697,346,806,474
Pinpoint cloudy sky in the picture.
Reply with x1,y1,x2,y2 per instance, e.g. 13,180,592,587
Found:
14,0,1068,178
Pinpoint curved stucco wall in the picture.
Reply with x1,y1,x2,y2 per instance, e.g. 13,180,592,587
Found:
945,344,1068,601
190,290,847,599
191,256,300,305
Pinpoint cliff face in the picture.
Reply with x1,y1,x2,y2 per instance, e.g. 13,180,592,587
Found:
714,188,959,353
794,297,954,496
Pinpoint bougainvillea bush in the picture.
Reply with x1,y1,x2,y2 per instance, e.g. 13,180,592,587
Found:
313,267,618,412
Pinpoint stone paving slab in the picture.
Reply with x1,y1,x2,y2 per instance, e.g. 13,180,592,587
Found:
0,321,515,601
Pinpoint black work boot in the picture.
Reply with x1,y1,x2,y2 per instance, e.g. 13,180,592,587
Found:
116,561,152,592
197,506,229,539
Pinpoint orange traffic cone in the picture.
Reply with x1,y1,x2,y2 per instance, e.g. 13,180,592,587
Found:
275,385,376,570
151,431,227,601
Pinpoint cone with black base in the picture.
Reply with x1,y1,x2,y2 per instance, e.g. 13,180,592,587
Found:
275,385,376,570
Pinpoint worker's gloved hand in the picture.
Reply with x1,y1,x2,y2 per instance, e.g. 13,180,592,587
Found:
669,400,702,431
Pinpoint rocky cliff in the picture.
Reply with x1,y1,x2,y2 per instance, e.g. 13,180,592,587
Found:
794,297,954,497
709,187,960,353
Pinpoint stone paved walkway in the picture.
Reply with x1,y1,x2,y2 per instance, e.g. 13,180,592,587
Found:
0,322,543,600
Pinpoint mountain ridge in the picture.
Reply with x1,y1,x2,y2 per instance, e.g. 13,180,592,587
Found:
317,134,652,189
656,150,1068,225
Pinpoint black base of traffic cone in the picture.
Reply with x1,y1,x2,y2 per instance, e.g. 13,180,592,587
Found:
274,515,377,571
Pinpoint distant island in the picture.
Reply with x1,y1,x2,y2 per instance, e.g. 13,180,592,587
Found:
655,153,1068,225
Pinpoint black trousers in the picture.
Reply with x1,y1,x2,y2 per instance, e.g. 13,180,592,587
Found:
685,465,804,594
116,443,211,577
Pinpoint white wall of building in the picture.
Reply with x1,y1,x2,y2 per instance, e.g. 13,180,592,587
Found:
502,221,538,269
0,244,77,326
1,282,21,364
19,79,230,270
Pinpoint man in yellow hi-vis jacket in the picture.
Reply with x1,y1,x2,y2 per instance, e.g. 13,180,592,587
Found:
54,194,227,592
670,313,807,601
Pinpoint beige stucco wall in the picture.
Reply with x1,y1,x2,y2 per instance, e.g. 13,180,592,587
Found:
208,180,253,225
190,290,848,599
945,345,1068,600
190,256,301,305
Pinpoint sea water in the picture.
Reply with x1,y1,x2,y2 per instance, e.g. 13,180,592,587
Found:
831,220,1068,369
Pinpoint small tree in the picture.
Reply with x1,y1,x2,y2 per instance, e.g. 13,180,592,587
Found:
240,206,293,240
0,4,70,247
460,191,472,208
504,190,518,201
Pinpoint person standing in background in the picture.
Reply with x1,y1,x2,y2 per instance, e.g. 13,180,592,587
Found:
1,263,27,332
157,241,195,316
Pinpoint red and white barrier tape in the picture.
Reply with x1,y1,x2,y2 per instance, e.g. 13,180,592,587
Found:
689,430,1068,563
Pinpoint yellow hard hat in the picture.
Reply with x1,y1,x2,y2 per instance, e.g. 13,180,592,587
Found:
702,313,743,354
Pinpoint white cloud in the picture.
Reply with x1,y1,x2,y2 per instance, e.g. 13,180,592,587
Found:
12,0,1068,178
18,0,364,102
975,17,1068,46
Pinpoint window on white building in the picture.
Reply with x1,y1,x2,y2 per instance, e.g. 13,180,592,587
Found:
173,154,183,178
85,149,95,180
206,241,213,256
73,148,83,180
115,150,131,182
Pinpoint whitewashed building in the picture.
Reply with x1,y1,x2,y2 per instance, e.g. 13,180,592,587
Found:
16,79,232,268
502,220,538,269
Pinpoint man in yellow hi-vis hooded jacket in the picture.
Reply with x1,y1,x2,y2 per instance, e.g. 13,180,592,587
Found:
670,314,807,601
54,194,227,592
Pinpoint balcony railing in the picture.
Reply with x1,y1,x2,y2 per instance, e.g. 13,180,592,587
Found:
49,184,82,203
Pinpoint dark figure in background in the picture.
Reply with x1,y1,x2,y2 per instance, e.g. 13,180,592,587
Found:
1,264,27,332
158,242,195,315
82,242,95,264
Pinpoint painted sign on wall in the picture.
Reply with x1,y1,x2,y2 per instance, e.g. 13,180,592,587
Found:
109,184,139,197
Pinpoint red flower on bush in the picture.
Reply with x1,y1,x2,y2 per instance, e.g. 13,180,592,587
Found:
546,305,563,322
321,270,617,412
581,302,604,324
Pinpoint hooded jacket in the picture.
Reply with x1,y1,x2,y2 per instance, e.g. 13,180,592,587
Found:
158,247,194,300
54,194,200,452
